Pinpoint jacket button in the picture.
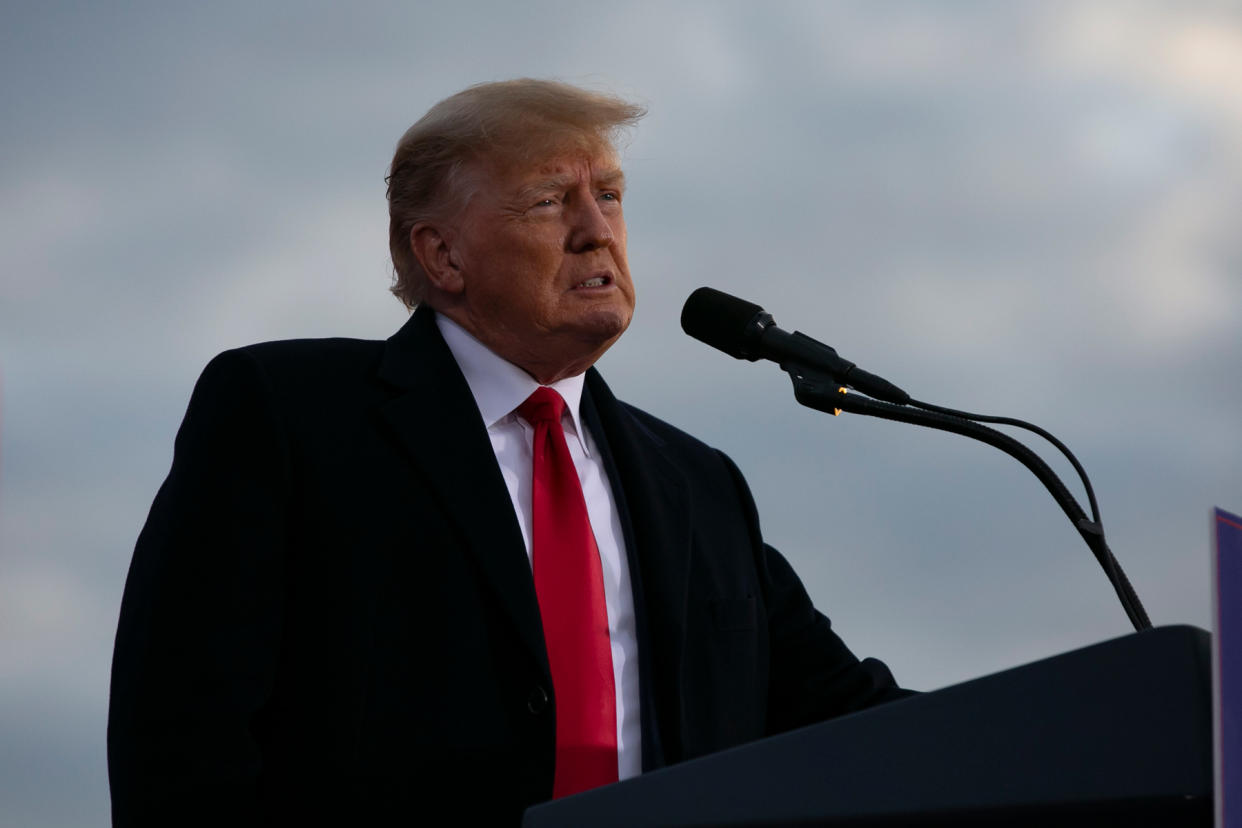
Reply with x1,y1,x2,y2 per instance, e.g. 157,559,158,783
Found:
527,685,549,715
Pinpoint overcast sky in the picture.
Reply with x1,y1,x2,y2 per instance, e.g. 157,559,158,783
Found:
3,1,1240,824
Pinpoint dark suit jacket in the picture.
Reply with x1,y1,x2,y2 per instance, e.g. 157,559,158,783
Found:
108,307,905,826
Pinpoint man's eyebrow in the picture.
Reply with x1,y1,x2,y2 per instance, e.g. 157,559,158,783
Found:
514,169,627,201
516,176,572,201
596,169,627,191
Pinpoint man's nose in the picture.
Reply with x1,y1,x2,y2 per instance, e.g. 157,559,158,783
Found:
567,196,614,252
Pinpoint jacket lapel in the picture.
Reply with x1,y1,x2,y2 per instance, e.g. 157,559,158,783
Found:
375,307,549,678
584,370,692,764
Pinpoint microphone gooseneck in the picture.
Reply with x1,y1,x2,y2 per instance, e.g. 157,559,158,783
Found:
680,286,1151,632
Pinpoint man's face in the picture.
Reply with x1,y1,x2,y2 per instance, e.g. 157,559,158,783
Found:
444,146,635,381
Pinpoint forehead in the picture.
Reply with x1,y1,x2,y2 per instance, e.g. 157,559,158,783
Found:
480,144,623,190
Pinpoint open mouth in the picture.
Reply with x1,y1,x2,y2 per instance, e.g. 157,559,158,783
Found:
575,275,612,289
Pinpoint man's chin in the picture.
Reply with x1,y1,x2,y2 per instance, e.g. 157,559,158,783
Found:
573,308,632,350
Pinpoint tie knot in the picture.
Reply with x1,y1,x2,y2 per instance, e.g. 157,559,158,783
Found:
517,386,567,426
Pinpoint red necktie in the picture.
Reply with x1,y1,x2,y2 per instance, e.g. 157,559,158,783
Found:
518,387,619,798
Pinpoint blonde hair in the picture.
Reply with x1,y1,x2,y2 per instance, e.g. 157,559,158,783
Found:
385,79,646,308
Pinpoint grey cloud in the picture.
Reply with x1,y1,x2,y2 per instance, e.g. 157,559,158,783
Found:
2,2,1239,824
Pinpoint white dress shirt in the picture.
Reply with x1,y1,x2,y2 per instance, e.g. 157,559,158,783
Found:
435,313,642,780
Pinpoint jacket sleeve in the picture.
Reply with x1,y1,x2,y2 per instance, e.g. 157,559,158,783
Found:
716,450,913,735
760,541,913,733
108,349,288,827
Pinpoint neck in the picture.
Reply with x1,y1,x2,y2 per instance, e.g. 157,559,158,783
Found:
430,303,610,385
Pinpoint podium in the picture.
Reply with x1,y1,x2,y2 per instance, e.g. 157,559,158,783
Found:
523,625,1212,826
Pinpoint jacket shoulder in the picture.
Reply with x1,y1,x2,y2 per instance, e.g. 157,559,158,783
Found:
202,336,384,387
191,337,390,420
586,369,734,474
617,401,715,454
225,337,384,375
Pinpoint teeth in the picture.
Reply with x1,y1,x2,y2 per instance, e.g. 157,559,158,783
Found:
579,277,606,288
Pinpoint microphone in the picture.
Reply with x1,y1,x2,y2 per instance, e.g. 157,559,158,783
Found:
680,287,911,405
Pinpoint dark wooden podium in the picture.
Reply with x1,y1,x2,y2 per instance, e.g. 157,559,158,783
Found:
523,625,1212,827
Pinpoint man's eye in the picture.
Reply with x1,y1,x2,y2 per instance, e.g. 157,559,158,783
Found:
600,192,620,202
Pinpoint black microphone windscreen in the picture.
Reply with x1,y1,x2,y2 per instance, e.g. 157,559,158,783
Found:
680,287,766,359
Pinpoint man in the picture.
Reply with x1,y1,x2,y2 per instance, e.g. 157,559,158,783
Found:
109,79,907,826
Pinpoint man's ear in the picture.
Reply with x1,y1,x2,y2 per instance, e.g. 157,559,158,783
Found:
410,222,465,295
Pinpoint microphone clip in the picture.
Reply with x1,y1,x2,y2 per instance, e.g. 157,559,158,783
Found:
782,361,848,417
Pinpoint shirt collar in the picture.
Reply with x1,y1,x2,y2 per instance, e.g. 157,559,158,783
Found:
435,311,591,455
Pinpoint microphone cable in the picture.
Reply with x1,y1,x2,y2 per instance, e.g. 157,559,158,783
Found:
905,398,1101,528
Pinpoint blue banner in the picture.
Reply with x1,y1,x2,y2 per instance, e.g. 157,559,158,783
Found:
1215,507,1242,828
